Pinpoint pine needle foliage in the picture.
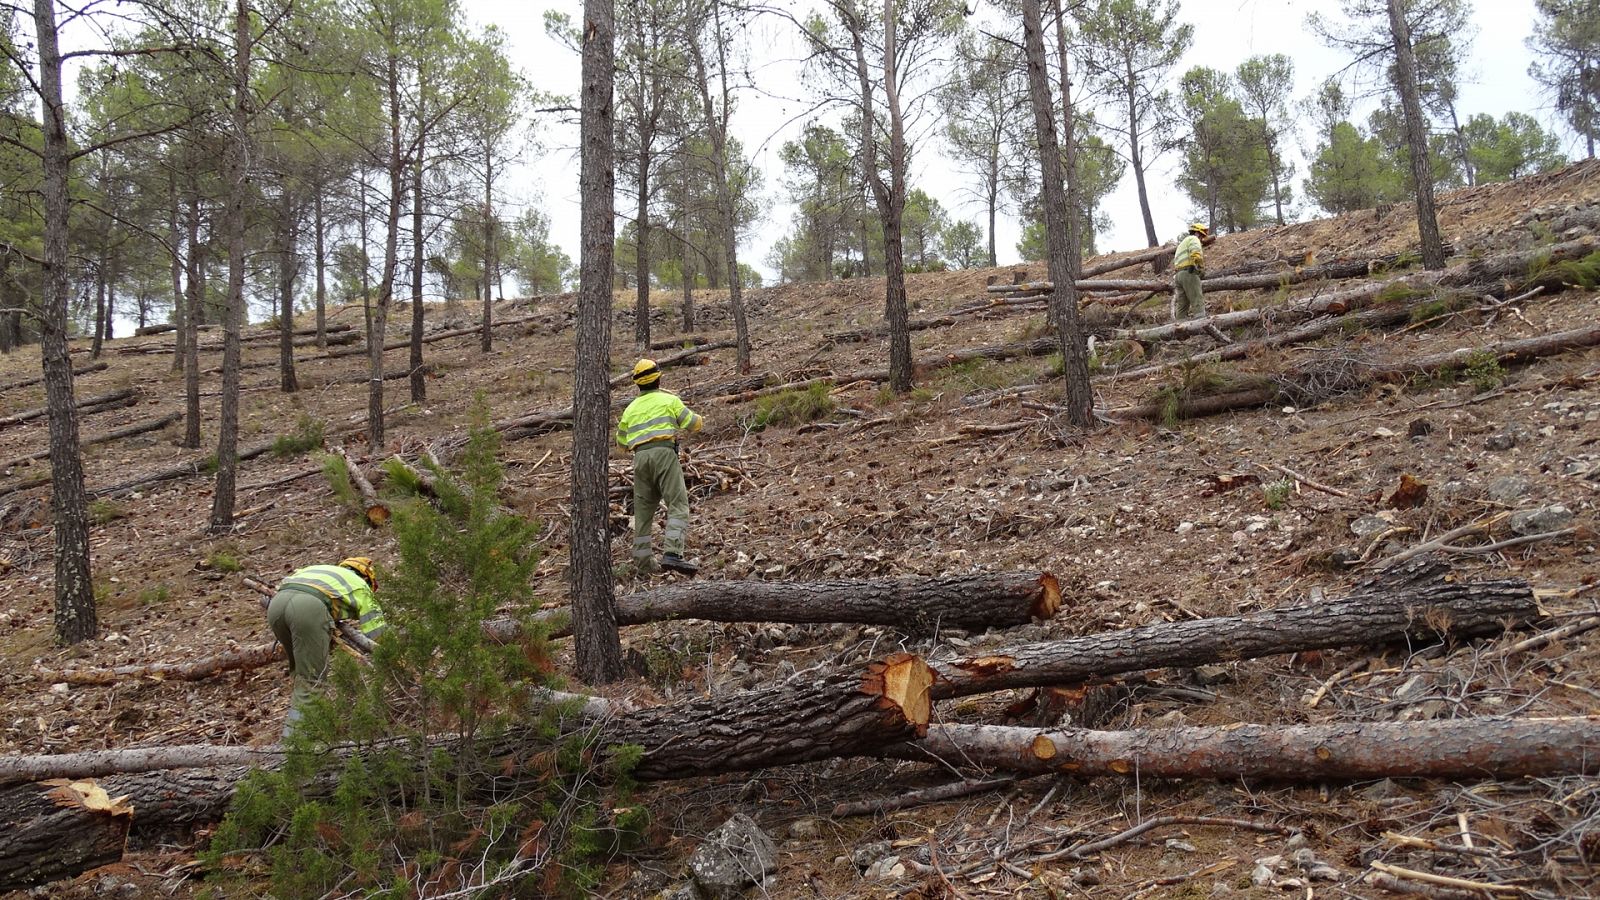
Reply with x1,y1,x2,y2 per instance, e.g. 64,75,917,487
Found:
206,403,644,897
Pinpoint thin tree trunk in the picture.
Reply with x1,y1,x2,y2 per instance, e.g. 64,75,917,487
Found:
1388,0,1446,270
635,149,652,351
1022,0,1092,426
689,2,751,373
169,170,185,372
882,0,913,393
410,148,426,402
209,0,252,534
1126,61,1159,248
30,0,96,644
574,0,624,684
90,262,106,359
103,259,115,343
480,146,494,353
314,185,326,348
277,191,299,393
680,231,696,332
182,196,203,449
371,52,403,450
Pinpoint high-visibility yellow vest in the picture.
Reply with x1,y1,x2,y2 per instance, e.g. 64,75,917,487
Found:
1174,233,1204,270
616,389,703,451
280,564,387,636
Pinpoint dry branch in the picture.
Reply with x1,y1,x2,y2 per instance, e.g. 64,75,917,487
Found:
0,389,136,430
0,362,108,393
893,716,1600,780
36,643,284,686
1,411,181,471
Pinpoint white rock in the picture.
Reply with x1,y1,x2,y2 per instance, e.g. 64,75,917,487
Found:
1176,521,1195,534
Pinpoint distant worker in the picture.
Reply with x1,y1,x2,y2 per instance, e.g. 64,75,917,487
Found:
616,359,704,575
1172,222,1211,321
265,556,387,737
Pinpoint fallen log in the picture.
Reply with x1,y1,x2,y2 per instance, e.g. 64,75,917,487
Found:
1104,320,1600,423
648,332,731,351
131,323,177,336
322,314,540,358
36,643,285,686
0,362,109,393
498,572,1064,639
0,778,133,891
121,330,359,355
88,439,277,500
929,559,1534,699
340,448,390,527
0,654,932,883
1,411,181,472
0,389,136,430
606,339,735,388
893,717,1600,780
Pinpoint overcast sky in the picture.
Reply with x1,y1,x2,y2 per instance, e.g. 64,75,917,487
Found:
457,0,1556,281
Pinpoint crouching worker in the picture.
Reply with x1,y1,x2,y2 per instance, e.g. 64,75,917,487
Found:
265,556,387,738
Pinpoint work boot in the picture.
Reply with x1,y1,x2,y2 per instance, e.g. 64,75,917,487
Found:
660,553,699,575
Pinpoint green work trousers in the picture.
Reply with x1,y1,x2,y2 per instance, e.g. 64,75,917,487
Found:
266,588,334,738
1173,267,1205,320
631,442,690,563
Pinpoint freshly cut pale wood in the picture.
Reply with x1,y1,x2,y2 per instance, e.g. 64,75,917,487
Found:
37,643,284,686
340,448,389,527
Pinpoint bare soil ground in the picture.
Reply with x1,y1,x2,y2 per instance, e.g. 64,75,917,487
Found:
2,162,1598,898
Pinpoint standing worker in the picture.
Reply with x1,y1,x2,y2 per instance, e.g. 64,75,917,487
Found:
1172,222,1210,321
617,359,704,575
265,556,387,737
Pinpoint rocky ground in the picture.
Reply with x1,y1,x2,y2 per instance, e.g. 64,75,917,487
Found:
1,161,1598,898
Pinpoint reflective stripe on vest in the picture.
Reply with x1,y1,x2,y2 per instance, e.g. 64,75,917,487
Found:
281,564,367,620
616,390,703,450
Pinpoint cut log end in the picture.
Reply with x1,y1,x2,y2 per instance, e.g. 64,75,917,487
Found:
364,504,391,527
1030,734,1057,761
1033,573,1063,620
864,653,934,736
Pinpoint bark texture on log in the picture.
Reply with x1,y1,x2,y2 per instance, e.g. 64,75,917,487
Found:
613,653,932,778
617,573,1061,631
340,449,390,527
0,779,131,890
0,362,108,393
930,561,1533,699
2,411,181,471
894,717,1600,780
38,642,284,686
606,340,734,388
0,389,136,430
89,440,276,500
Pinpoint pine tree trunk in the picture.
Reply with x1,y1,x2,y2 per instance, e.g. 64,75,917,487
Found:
314,186,326,348
574,0,625,684
103,260,115,342
1023,0,1091,426
480,146,494,353
31,0,96,645
881,0,913,394
371,52,403,450
209,0,251,535
680,232,695,332
90,262,106,360
410,149,426,402
688,4,751,373
1388,0,1447,270
1127,63,1159,248
168,172,185,372
182,196,203,450
635,150,652,351
277,191,299,393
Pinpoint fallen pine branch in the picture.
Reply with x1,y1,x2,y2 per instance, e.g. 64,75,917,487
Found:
0,361,109,393
36,643,284,686
831,775,1019,817
1,411,181,472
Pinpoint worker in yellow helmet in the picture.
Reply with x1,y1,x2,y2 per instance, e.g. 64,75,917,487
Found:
265,556,387,737
1172,222,1212,321
616,359,704,575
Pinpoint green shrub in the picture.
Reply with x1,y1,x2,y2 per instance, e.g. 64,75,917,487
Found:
88,499,125,525
272,415,326,458
206,407,636,897
321,453,358,508
136,584,171,605
745,381,835,430
1262,479,1293,510
205,547,242,573
1463,349,1505,393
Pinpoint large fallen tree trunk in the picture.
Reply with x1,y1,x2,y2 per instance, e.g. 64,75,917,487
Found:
0,778,134,890
340,449,390,527
0,389,136,430
606,339,735,388
0,362,109,393
648,332,732,351
1104,320,1600,423
497,572,1064,639
1,411,181,471
892,716,1600,780
0,655,932,884
929,559,1534,699
322,314,541,358
119,330,359,355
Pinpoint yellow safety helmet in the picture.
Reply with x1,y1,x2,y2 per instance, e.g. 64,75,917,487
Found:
340,556,377,591
1189,222,1210,238
632,358,662,387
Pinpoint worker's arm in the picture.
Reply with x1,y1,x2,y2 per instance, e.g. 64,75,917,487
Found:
677,401,704,433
